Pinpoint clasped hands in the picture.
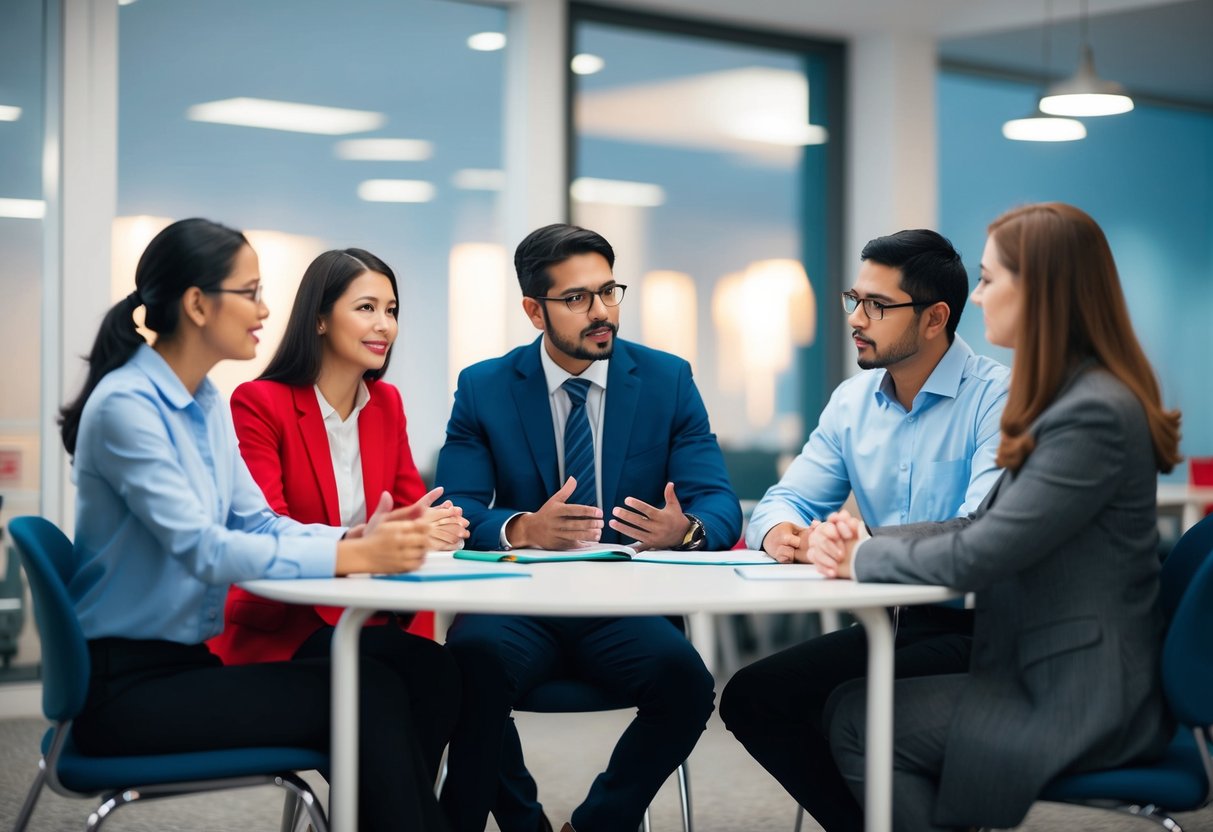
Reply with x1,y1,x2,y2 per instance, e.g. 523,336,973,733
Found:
338,487,471,576
761,509,869,578
507,477,692,551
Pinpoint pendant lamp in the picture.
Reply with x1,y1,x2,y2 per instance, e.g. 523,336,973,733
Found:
1003,0,1087,142
1039,0,1134,116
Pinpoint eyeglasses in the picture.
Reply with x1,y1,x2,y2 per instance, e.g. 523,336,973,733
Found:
841,291,939,321
532,284,627,314
208,284,264,304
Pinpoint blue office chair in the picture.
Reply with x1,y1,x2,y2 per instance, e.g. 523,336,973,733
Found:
1038,512,1213,828
8,516,330,832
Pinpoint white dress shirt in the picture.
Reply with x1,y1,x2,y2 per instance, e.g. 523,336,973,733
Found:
500,343,610,547
315,381,371,526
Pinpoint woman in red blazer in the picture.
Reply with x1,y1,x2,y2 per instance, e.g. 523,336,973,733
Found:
209,248,467,674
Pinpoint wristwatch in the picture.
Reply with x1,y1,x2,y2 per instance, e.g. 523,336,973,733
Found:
676,515,707,551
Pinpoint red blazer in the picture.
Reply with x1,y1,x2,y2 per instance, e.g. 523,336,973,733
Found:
208,378,432,665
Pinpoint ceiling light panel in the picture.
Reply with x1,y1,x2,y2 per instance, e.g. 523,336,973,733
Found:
187,97,386,135
335,138,433,161
0,198,47,219
467,32,506,51
0,105,22,122
357,179,436,203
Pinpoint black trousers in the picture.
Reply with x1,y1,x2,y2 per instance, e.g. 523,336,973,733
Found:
719,605,974,832
75,626,460,832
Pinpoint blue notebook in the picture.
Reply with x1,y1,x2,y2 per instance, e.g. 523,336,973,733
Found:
374,569,531,582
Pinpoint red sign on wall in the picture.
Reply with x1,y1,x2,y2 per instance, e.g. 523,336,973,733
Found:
0,449,21,487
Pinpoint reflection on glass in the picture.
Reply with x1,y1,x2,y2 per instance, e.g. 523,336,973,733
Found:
573,19,835,460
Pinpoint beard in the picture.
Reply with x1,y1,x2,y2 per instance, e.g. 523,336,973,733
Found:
543,307,617,362
855,322,920,370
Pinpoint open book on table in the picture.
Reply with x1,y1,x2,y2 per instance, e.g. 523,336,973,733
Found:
455,546,777,566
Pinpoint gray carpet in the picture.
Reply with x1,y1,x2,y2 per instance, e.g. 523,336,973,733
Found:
2,711,1211,831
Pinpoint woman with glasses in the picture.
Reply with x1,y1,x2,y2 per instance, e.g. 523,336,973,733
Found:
60,218,453,831
209,248,467,783
808,203,1181,832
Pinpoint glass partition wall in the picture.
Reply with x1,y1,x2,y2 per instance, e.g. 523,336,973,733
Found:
0,0,46,683
570,7,845,500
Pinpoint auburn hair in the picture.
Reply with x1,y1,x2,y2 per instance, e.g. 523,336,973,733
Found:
988,202,1181,473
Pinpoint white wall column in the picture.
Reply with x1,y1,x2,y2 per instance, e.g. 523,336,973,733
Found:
43,0,118,533
503,0,568,345
845,31,938,288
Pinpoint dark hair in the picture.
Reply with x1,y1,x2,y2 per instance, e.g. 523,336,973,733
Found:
987,202,1181,473
59,218,249,455
860,229,968,342
514,223,615,297
259,248,399,386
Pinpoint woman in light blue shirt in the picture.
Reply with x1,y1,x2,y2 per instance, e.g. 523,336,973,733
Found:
59,218,455,831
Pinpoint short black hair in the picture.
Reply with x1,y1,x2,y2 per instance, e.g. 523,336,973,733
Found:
514,223,615,297
860,229,968,342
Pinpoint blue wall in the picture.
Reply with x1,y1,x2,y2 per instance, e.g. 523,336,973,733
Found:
938,72,1213,480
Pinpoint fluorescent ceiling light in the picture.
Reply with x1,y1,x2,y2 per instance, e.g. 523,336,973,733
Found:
1001,112,1087,142
571,54,605,76
0,198,46,219
357,179,436,203
570,177,665,208
728,115,828,146
467,32,506,51
452,169,505,191
335,138,432,161
187,97,385,135
118,0,138,5
0,105,21,122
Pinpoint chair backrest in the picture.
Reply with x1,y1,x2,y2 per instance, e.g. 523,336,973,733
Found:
1191,458,1213,516
1162,532,1213,731
1159,513,1213,623
7,517,90,722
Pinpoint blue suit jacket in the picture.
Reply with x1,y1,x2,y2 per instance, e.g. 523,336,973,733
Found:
436,337,742,551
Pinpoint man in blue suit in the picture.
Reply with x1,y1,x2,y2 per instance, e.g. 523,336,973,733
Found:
436,223,741,832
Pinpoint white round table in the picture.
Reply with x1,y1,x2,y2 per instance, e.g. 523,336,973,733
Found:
243,555,958,832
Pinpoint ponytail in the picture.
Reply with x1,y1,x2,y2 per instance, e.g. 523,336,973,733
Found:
58,293,147,455
57,218,249,456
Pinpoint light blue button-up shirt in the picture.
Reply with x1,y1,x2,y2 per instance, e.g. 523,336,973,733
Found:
746,336,1009,548
70,345,341,644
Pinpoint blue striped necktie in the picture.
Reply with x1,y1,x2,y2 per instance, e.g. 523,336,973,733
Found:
562,377,597,506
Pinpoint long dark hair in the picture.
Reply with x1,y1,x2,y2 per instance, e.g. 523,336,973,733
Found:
988,202,1181,473
59,218,249,455
259,248,399,386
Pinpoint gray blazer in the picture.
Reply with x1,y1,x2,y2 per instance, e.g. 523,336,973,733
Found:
856,366,1172,828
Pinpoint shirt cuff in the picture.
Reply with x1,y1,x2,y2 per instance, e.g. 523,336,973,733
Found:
286,533,341,579
500,512,529,549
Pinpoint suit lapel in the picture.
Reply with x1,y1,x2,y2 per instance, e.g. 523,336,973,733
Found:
512,340,560,495
358,384,387,516
292,385,342,526
601,342,640,513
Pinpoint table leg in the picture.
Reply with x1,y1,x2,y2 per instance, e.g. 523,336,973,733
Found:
851,607,894,832
687,611,716,677
332,606,373,832
1183,501,1200,532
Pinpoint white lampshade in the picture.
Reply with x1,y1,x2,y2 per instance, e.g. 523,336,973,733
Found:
1002,110,1087,142
1039,46,1134,117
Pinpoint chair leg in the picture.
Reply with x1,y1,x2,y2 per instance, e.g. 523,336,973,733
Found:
280,787,302,832
640,807,652,832
677,760,693,832
276,773,329,832
86,789,138,831
793,804,804,832
12,759,48,832
434,746,449,796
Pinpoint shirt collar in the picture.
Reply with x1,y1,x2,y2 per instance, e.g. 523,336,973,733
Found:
314,381,371,424
131,343,218,411
539,339,610,397
874,335,974,406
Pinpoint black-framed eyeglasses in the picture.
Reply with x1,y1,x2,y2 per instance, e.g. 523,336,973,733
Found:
532,284,627,314
207,284,264,304
841,291,939,321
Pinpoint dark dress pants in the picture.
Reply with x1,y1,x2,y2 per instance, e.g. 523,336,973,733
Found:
75,633,459,832
441,614,716,832
719,605,974,832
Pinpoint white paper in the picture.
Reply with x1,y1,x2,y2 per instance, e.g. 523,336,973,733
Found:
734,564,826,580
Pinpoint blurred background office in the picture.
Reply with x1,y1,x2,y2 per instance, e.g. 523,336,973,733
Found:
1,0,1210,731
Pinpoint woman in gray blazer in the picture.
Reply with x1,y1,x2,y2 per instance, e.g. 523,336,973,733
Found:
809,202,1183,831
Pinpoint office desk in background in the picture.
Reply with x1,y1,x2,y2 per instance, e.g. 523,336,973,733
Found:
1157,483,1213,531
243,554,958,832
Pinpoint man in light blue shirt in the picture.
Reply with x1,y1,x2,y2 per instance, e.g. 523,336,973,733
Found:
721,229,1009,832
